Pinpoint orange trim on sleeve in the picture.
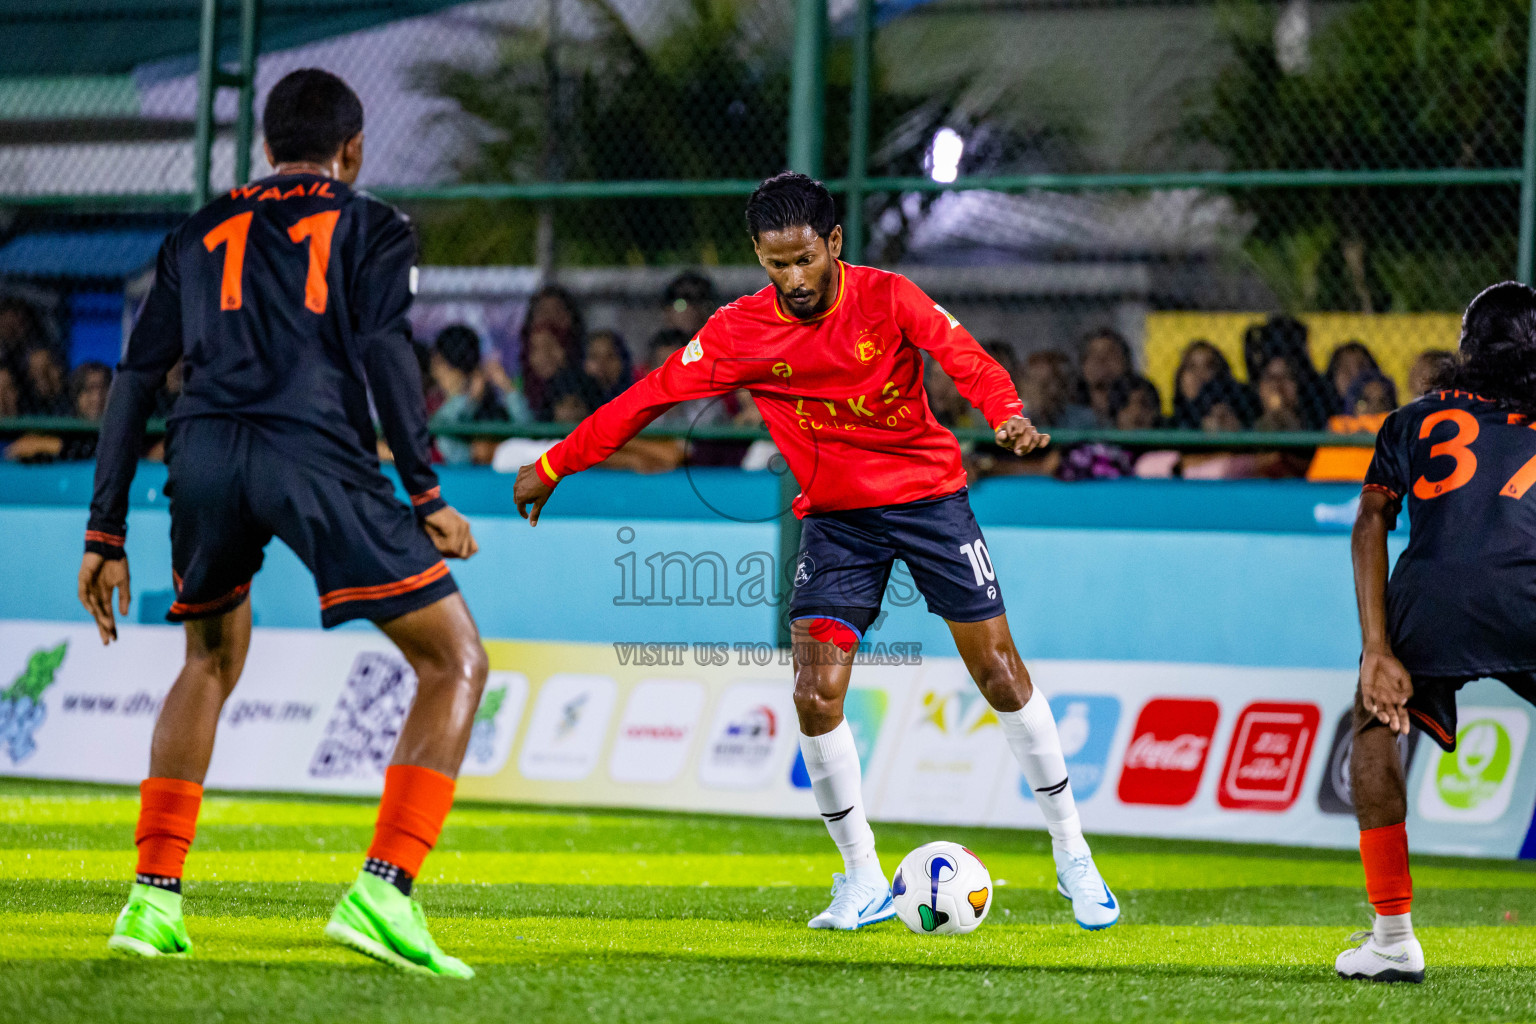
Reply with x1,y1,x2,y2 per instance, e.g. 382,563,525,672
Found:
410,486,442,507
318,560,450,611
85,530,125,546
1362,483,1401,501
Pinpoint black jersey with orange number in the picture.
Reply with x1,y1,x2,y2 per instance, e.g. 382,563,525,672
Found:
86,173,445,554
1365,389,1536,676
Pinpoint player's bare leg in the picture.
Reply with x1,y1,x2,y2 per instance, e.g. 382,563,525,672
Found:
326,592,488,978
948,614,1118,930
110,601,252,957
791,619,894,930
1336,687,1424,982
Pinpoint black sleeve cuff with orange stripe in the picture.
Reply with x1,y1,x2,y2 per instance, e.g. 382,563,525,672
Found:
409,486,447,520
84,527,126,560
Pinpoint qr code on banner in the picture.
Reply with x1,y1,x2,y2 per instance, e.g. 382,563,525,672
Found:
308,652,418,779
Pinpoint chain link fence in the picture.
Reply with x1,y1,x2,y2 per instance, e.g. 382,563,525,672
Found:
0,0,1530,476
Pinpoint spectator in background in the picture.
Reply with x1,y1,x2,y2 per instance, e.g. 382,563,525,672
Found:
19,344,70,417
1253,355,1307,432
1018,351,1097,429
1079,328,1133,425
1407,348,1455,401
1172,340,1242,429
1344,371,1398,416
1056,373,1161,481
494,368,682,475
0,365,17,419
583,329,636,404
6,361,111,462
924,357,983,430
1108,375,1163,430
1307,372,1399,483
1324,341,1381,411
662,271,718,336
0,297,46,374
545,368,605,425
430,324,522,465
1244,315,1332,427
523,322,584,421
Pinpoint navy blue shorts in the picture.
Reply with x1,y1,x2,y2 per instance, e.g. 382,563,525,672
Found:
164,418,457,628
788,488,1005,636
1402,670,1536,752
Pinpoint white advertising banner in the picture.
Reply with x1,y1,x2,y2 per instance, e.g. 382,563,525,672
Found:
3,619,1534,858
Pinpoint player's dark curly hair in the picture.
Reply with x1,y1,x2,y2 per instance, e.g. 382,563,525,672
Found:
745,172,837,240
1434,281,1536,417
263,69,364,165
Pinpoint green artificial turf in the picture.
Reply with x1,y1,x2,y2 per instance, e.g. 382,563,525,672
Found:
2,779,1535,1023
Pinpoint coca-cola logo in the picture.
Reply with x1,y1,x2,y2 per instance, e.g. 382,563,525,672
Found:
1124,733,1209,773
1217,702,1320,812
1117,699,1220,807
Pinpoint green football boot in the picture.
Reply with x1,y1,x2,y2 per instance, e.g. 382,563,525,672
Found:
107,883,193,958
325,871,473,979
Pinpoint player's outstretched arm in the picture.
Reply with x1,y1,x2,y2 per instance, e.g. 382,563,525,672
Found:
1353,488,1411,734
512,330,742,526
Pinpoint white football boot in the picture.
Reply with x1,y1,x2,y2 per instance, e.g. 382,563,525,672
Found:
1335,930,1425,983
1054,847,1120,931
808,871,896,930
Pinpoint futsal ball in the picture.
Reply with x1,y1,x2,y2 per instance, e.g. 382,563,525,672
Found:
891,841,992,935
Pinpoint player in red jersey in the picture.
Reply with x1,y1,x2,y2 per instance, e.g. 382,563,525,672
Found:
1343,282,1536,983
513,172,1119,931
78,70,485,976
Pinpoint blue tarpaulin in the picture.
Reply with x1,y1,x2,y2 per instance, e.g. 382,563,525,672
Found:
0,229,164,279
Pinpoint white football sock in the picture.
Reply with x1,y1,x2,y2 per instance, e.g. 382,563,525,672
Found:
1374,912,1414,945
799,720,881,878
996,685,1090,858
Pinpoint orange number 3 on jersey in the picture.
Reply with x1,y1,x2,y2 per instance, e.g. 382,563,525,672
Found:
1412,409,1479,500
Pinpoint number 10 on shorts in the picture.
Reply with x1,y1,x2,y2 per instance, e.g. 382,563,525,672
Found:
959,539,996,597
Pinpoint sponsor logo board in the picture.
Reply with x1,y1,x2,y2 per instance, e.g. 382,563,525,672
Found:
1217,701,1320,811
1041,694,1120,801
609,679,706,784
699,682,797,790
1316,709,1419,815
1417,706,1530,824
1117,698,1220,807
518,674,618,782
460,671,528,777
876,683,1008,823
0,641,66,765
792,686,887,787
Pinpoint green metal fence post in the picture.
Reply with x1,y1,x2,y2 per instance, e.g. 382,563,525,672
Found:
192,0,221,210
844,0,873,265
1521,0,1536,283
234,0,262,187
788,0,827,177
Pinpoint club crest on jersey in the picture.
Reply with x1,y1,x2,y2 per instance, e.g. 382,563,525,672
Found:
854,331,888,364
933,304,960,329
772,361,793,378
681,336,704,366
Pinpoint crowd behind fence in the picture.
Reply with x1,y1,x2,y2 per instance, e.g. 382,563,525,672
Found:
0,0,1531,484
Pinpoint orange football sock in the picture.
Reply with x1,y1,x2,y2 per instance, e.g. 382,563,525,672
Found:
1360,822,1412,916
135,777,204,880
366,764,456,878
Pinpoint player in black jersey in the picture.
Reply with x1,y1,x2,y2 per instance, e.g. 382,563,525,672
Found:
79,70,485,978
1341,281,1536,983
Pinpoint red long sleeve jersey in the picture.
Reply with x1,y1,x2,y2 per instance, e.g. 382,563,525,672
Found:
537,262,1024,516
